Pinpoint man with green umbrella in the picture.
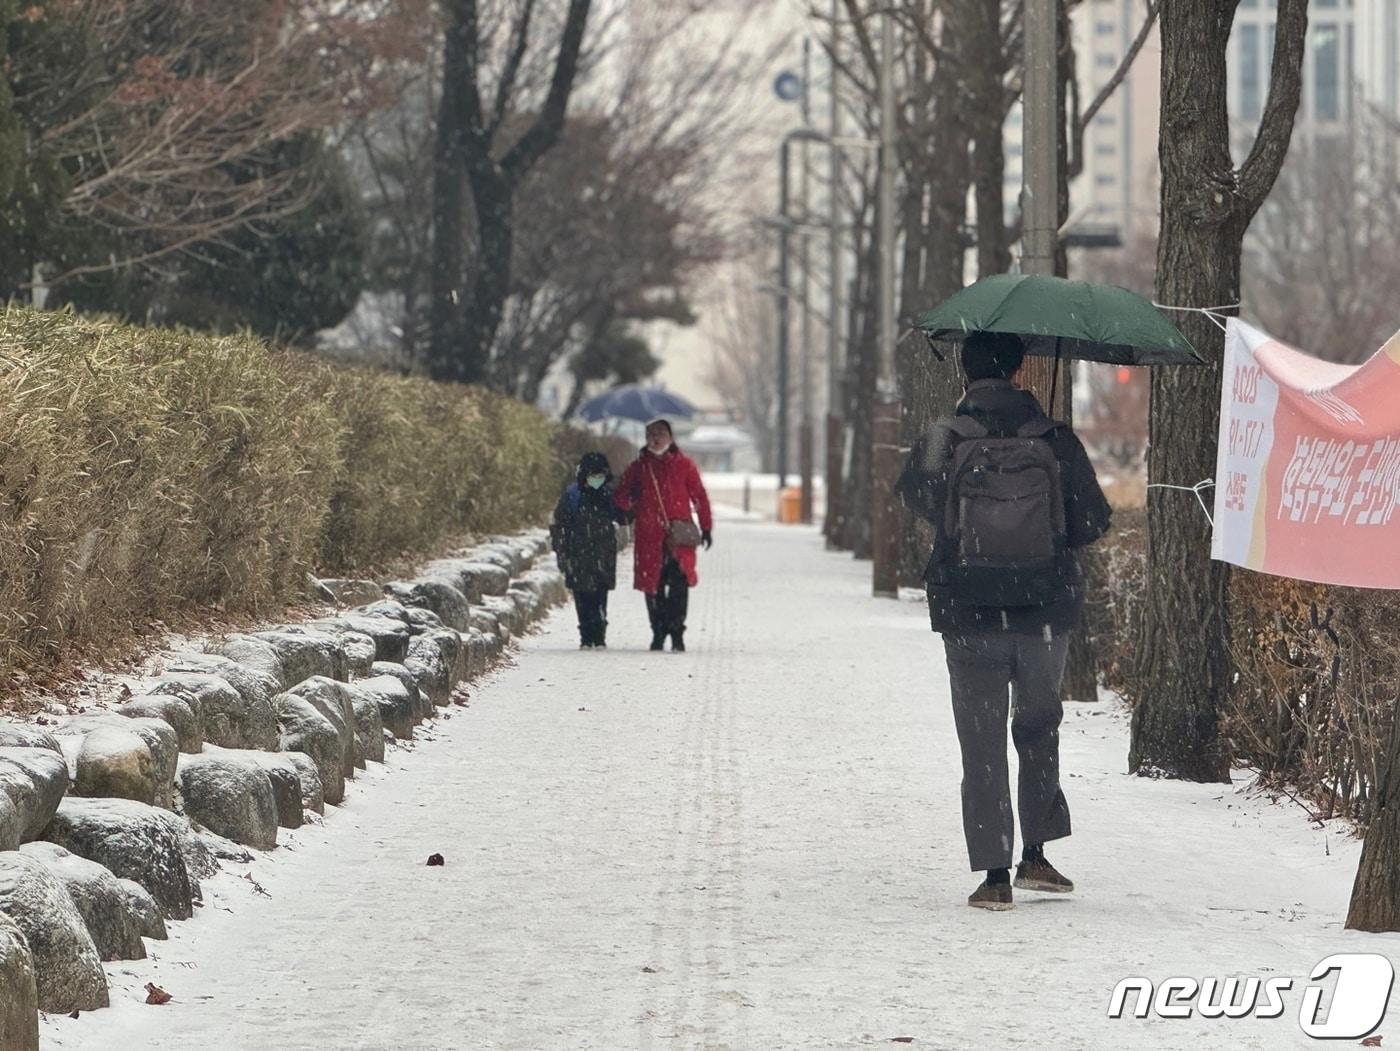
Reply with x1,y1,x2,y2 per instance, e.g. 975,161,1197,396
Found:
897,330,1112,911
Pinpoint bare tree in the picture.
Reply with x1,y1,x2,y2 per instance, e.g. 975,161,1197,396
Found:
428,0,594,386
1129,0,1309,781
705,255,786,474
1246,111,1400,363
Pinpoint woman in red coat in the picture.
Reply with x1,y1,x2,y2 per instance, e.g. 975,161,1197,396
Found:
614,419,714,652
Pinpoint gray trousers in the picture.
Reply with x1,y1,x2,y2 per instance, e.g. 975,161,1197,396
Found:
943,631,1072,872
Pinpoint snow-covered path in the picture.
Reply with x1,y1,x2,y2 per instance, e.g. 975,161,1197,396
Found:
47,522,1400,1049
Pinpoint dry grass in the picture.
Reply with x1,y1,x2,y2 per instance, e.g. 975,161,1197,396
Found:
0,307,567,694
1083,502,1400,828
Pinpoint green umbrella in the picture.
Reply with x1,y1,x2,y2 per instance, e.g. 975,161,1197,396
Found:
914,273,1203,366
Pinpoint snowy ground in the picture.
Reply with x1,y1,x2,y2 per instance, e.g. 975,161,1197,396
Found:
43,522,1400,1049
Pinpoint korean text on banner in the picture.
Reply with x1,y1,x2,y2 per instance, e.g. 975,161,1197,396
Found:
1211,319,1400,588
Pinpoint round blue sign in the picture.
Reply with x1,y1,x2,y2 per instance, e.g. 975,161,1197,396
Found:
773,71,803,102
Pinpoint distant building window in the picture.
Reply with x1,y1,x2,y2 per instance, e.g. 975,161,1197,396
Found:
1095,112,1117,125
1315,23,1340,120
1096,21,1115,33
1096,174,1116,186
1239,24,1261,120
1095,142,1116,156
1240,0,1257,6
1096,53,1117,68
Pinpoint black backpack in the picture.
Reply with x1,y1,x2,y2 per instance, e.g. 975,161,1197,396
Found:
935,415,1069,607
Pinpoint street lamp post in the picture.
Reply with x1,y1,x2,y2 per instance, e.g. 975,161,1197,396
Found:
871,3,901,599
825,0,844,546
776,126,830,494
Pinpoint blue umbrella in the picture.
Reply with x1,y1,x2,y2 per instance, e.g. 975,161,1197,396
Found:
577,384,698,424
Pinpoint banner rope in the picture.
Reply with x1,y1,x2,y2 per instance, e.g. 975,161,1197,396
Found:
1151,302,1241,334
1145,478,1216,527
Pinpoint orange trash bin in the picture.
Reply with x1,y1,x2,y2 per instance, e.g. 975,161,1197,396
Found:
778,486,802,524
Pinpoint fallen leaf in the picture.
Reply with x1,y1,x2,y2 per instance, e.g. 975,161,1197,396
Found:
641,966,656,973
427,853,445,867
889,1040,915,1045
1361,1037,1382,1048
144,983,172,1005
68,1010,80,1019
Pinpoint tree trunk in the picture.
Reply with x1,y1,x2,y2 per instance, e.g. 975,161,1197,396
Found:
1348,705,1400,931
1129,0,1307,780
842,210,879,558
426,5,473,384
970,0,1011,279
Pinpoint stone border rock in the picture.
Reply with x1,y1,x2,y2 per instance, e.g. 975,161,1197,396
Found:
0,528,563,1037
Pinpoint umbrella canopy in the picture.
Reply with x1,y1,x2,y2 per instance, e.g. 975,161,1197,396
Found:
577,384,698,424
914,273,1203,366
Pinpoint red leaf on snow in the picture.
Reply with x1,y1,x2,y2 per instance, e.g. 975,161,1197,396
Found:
1361,1037,1382,1048
426,853,445,867
145,983,172,1005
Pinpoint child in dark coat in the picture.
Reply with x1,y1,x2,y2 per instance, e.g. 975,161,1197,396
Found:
550,452,625,648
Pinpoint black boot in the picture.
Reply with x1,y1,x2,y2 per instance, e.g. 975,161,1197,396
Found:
670,629,685,653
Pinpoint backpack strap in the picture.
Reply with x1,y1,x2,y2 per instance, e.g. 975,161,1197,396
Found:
1015,417,1065,440
946,415,990,440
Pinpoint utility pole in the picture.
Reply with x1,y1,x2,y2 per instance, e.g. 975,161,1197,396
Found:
825,0,844,547
1019,0,1066,414
871,3,900,598
799,36,815,524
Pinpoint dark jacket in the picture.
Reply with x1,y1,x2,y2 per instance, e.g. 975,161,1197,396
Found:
551,452,625,593
896,378,1112,636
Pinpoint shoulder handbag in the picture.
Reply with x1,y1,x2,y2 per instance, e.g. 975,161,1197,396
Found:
648,463,702,550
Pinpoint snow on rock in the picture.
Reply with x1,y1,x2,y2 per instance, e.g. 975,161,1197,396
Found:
18,842,162,962
313,613,411,665
116,694,201,754
284,678,357,779
0,747,68,845
384,578,472,633
150,664,280,752
354,674,418,741
402,635,451,708
271,694,345,807
0,726,62,753
0,912,38,1051
0,852,107,1012
341,683,386,766
41,798,198,920
368,662,432,723
219,748,307,828
56,717,178,810
210,635,287,690
250,628,348,686
174,753,279,852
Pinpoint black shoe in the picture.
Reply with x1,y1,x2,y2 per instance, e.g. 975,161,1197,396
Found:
968,880,1014,911
580,642,592,649
650,634,666,651
1014,857,1074,893
670,632,685,653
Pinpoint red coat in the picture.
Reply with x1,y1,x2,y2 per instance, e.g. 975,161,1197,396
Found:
614,446,713,593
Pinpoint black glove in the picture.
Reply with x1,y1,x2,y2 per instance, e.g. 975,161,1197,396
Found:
701,530,713,550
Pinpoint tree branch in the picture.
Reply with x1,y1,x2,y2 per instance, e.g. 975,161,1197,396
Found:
503,0,593,179
1238,0,1309,216
489,0,538,139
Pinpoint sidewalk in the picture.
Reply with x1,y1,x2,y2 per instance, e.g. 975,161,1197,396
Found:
47,522,1399,1049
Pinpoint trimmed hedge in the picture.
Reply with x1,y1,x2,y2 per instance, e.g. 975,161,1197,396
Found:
0,307,562,682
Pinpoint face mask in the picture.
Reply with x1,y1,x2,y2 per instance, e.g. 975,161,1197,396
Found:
586,474,606,490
